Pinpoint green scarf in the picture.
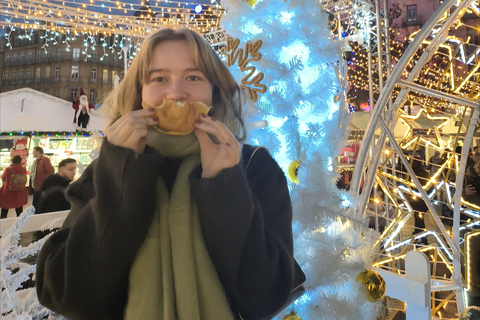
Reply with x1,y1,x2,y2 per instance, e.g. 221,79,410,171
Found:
125,130,234,320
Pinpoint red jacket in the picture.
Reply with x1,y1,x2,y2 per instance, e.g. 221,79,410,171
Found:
30,155,55,192
0,163,28,209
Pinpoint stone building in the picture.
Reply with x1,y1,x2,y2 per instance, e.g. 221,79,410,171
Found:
0,29,125,105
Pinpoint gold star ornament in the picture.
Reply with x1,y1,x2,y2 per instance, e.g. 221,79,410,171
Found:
399,108,449,149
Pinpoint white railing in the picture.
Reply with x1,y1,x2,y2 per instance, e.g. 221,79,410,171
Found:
0,208,68,237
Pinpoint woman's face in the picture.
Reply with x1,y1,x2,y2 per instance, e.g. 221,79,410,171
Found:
142,40,213,108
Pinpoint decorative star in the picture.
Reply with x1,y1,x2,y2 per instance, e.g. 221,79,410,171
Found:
399,108,449,149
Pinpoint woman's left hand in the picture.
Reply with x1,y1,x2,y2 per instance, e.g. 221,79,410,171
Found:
194,114,240,179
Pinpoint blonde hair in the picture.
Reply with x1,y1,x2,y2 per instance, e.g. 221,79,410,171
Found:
101,28,246,141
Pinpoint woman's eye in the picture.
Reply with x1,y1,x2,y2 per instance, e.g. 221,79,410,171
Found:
152,77,166,82
187,75,200,81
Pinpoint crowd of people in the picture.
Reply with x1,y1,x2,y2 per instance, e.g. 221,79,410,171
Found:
0,146,77,218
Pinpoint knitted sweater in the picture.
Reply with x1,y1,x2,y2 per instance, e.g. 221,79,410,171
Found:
36,139,299,320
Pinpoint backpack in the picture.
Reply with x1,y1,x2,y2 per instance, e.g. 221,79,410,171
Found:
9,173,27,192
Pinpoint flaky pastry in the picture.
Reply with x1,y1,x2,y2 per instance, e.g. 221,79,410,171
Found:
141,99,211,135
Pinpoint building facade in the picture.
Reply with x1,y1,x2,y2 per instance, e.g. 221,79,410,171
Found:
390,0,480,46
0,30,125,105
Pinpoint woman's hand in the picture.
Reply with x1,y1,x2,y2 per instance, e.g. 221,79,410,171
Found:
105,108,158,154
194,114,240,178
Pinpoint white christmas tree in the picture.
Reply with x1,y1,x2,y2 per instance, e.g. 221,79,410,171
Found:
0,206,68,319
220,0,382,318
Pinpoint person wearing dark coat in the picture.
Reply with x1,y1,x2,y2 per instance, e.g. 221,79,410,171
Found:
36,28,303,320
408,157,430,245
0,155,27,218
37,158,77,214
33,158,77,243
463,160,480,207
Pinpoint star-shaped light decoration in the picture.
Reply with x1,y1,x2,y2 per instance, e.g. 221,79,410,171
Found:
399,108,450,149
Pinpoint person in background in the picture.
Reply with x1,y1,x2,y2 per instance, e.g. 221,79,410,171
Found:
367,188,387,233
36,28,303,320
471,146,480,165
0,155,28,218
428,150,443,176
463,159,480,207
29,146,54,210
395,149,410,180
410,157,430,245
37,158,77,214
456,145,475,172
32,158,77,243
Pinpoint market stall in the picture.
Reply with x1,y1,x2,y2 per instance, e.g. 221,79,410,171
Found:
0,88,107,176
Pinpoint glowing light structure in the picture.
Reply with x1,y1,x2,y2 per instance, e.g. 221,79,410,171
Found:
351,0,480,316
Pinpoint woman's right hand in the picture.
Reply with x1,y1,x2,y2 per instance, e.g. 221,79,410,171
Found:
105,108,158,154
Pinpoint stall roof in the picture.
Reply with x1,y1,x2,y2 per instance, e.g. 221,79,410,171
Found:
0,88,108,133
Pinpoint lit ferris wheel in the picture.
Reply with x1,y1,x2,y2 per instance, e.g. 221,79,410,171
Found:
348,0,480,317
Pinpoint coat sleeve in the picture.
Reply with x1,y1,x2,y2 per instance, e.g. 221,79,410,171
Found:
190,147,295,320
1,167,8,181
36,139,163,320
42,157,55,176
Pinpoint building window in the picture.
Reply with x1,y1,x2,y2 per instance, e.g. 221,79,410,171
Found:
27,51,33,59
11,71,16,80
4,71,8,81
112,70,117,81
26,69,31,80
37,51,41,59
90,89,96,103
20,53,25,61
91,67,97,80
71,66,79,81
57,48,62,59
13,54,18,62
55,87,59,97
71,88,78,101
36,67,41,79
467,28,479,45
103,69,108,82
19,70,23,80
5,55,10,63
55,66,60,78
73,48,80,61
45,66,50,78
407,4,417,18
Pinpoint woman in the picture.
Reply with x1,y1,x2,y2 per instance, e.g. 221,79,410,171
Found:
0,155,28,218
36,28,301,320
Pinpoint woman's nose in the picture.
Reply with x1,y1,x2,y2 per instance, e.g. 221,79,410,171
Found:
165,80,187,101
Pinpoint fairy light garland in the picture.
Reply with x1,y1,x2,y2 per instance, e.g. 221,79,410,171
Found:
1,0,225,46
0,131,98,137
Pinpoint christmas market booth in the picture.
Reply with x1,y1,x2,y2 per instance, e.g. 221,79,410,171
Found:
0,88,107,176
